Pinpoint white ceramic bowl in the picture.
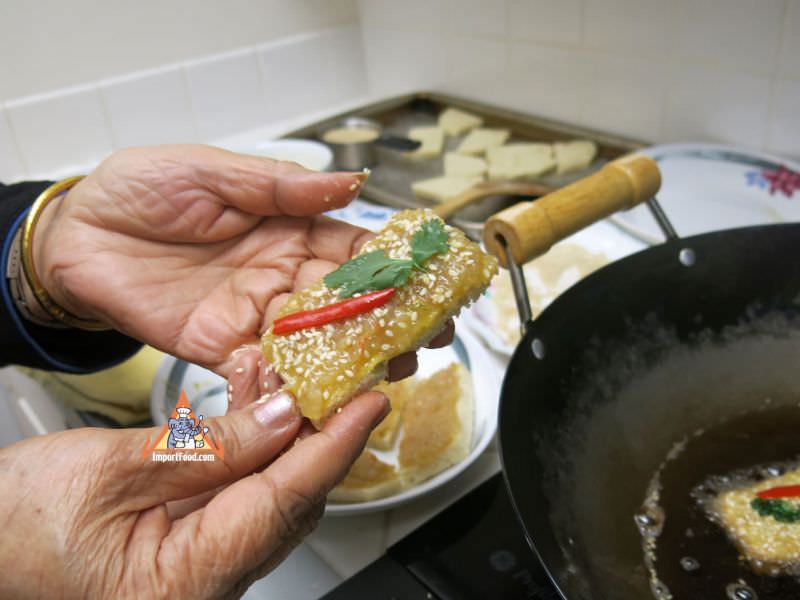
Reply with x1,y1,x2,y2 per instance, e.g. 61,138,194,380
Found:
232,138,333,171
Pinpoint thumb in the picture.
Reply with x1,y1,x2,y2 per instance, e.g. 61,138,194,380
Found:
128,391,304,506
161,391,390,587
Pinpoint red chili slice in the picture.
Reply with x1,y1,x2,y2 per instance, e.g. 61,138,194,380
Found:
272,287,396,335
757,485,800,500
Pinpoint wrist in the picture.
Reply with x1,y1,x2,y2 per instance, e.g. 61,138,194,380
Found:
21,177,110,331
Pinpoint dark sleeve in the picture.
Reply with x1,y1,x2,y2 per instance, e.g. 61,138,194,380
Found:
0,181,142,373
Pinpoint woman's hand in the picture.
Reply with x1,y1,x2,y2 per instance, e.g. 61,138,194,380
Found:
0,387,389,599
29,145,381,375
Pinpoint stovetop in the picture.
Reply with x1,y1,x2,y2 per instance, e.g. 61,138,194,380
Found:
322,473,561,599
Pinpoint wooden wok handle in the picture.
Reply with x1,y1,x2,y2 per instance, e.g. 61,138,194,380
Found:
483,154,661,267
433,181,554,220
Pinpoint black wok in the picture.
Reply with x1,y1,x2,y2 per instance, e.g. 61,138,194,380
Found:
482,156,800,599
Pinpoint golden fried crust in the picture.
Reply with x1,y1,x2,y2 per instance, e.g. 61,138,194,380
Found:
261,209,497,426
715,469,800,574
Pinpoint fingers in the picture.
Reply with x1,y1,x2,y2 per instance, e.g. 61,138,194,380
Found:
162,391,390,588
227,348,263,410
128,391,303,505
387,352,418,381
196,146,369,217
426,319,455,348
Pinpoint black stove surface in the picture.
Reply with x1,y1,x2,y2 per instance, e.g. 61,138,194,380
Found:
323,473,561,599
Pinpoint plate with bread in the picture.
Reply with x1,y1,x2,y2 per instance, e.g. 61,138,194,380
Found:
150,321,501,515
327,321,501,515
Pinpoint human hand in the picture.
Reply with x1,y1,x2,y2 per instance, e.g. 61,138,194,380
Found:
27,145,451,376
0,386,389,599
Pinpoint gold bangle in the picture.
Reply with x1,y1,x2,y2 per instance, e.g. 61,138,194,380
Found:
21,176,111,331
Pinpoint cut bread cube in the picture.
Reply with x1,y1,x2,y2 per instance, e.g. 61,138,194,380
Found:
714,468,800,575
399,363,473,487
407,126,445,158
328,450,402,503
487,143,555,180
368,378,413,451
411,176,482,203
456,128,510,156
443,153,487,178
553,140,598,174
261,210,498,426
438,107,483,137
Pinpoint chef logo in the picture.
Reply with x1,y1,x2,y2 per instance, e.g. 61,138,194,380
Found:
141,390,224,462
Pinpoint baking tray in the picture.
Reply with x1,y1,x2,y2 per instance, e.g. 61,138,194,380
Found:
283,92,646,239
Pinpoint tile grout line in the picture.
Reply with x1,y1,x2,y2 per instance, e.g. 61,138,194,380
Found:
1,103,29,178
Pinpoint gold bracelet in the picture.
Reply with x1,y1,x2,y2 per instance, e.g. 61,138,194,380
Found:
21,176,111,331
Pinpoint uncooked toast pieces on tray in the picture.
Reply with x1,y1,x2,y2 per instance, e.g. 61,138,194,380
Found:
261,209,498,426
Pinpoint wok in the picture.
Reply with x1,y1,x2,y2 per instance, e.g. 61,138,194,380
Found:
481,156,800,599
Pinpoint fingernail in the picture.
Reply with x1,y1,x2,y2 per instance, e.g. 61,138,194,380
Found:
253,391,298,426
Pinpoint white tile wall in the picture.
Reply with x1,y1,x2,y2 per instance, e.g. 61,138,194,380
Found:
778,0,800,78
101,66,197,148
358,0,800,159
662,65,771,148
582,55,666,140
507,0,583,45
443,0,506,37
674,0,785,76
5,85,113,178
361,27,446,96
319,26,368,106
0,24,369,178
357,0,442,33
583,0,675,56
185,48,267,141
768,79,800,156
259,34,327,122
0,107,25,182
445,36,508,83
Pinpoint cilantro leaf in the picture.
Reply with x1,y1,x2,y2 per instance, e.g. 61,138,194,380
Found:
324,219,450,297
411,219,449,268
324,251,413,298
370,259,413,290
324,251,388,291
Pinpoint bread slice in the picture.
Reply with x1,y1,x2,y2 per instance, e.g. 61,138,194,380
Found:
399,363,473,487
438,107,483,137
487,143,555,180
368,378,413,451
553,140,597,174
411,176,481,203
407,126,445,158
714,468,800,575
456,128,510,156
443,153,487,178
329,450,403,503
261,210,497,426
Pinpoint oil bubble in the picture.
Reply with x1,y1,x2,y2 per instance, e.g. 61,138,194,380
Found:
679,556,700,573
726,582,758,600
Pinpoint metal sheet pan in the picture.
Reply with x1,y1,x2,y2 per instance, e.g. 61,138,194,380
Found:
283,92,646,239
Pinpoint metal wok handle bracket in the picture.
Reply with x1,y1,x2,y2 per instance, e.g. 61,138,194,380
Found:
482,154,663,333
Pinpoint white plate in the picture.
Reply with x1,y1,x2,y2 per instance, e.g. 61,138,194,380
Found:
324,197,396,231
149,322,503,516
610,143,800,244
221,138,334,172
461,219,646,357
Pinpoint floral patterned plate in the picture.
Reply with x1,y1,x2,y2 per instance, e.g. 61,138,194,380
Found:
609,143,800,244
